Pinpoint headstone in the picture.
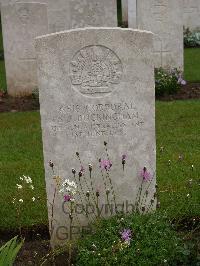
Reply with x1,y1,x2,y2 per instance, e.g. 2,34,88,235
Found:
121,0,128,26
129,0,183,70
69,0,117,28
1,0,68,33
36,28,156,246
1,2,48,96
183,0,200,31
128,0,137,28
1,0,118,32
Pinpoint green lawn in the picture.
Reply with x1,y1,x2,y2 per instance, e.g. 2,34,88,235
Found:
184,48,200,82
0,61,6,91
0,101,199,230
0,111,48,229
0,17,3,52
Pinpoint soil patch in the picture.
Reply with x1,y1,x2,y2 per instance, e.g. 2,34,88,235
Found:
0,83,200,113
0,225,70,265
0,93,39,113
157,82,200,101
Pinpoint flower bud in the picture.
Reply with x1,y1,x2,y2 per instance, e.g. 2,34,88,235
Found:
49,160,54,168
79,171,83,178
106,189,110,195
72,168,76,175
89,164,93,171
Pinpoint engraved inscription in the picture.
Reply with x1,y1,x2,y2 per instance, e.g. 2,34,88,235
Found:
49,102,144,139
16,6,30,25
70,45,123,96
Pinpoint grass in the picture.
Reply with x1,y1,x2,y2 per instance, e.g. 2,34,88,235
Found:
0,111,48,229
0,17,3,52
184,48,200,82
156,100,200,218
0,61,6,91
0,100,199,230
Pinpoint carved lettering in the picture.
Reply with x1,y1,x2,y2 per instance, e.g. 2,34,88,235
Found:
49,102,143,139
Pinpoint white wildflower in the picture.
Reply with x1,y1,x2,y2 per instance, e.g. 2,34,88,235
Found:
59,188,64,193
12,198,16,204
19,177,23,181
60,179,77,196
19,199,23,203
32,197,35,202
30,185,34,190
16,184,22,189
23,175,32,184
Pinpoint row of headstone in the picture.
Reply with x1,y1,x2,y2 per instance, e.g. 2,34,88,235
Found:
1,1,158,246
183,0,200,30
0,0,117,95
122,0,183,70
122,0,200,31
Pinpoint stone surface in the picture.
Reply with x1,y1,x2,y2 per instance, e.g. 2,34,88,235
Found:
35,27,156,246
1,2,48,96
1,0,117,32
183,0,200,30
128,0,137,28
129,0,183,70
1,0,69,33
69,0,117,28
121,0,128,25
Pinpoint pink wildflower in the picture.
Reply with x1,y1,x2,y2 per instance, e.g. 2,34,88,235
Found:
140,167,152,181
100,159,112,170
64,194,72,202
120,228,132,245
122,154,127,160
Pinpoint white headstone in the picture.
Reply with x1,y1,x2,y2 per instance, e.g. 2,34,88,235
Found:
69,0,117,28
183,0,200,31
1,2,48,96
129,0,183,70
128,0,137,28
1,0,118,32
35,28,156,246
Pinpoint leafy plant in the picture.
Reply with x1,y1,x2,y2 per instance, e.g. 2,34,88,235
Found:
155,68,184,97
75,212,197,266
184,27,200,48
0,236,24,266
